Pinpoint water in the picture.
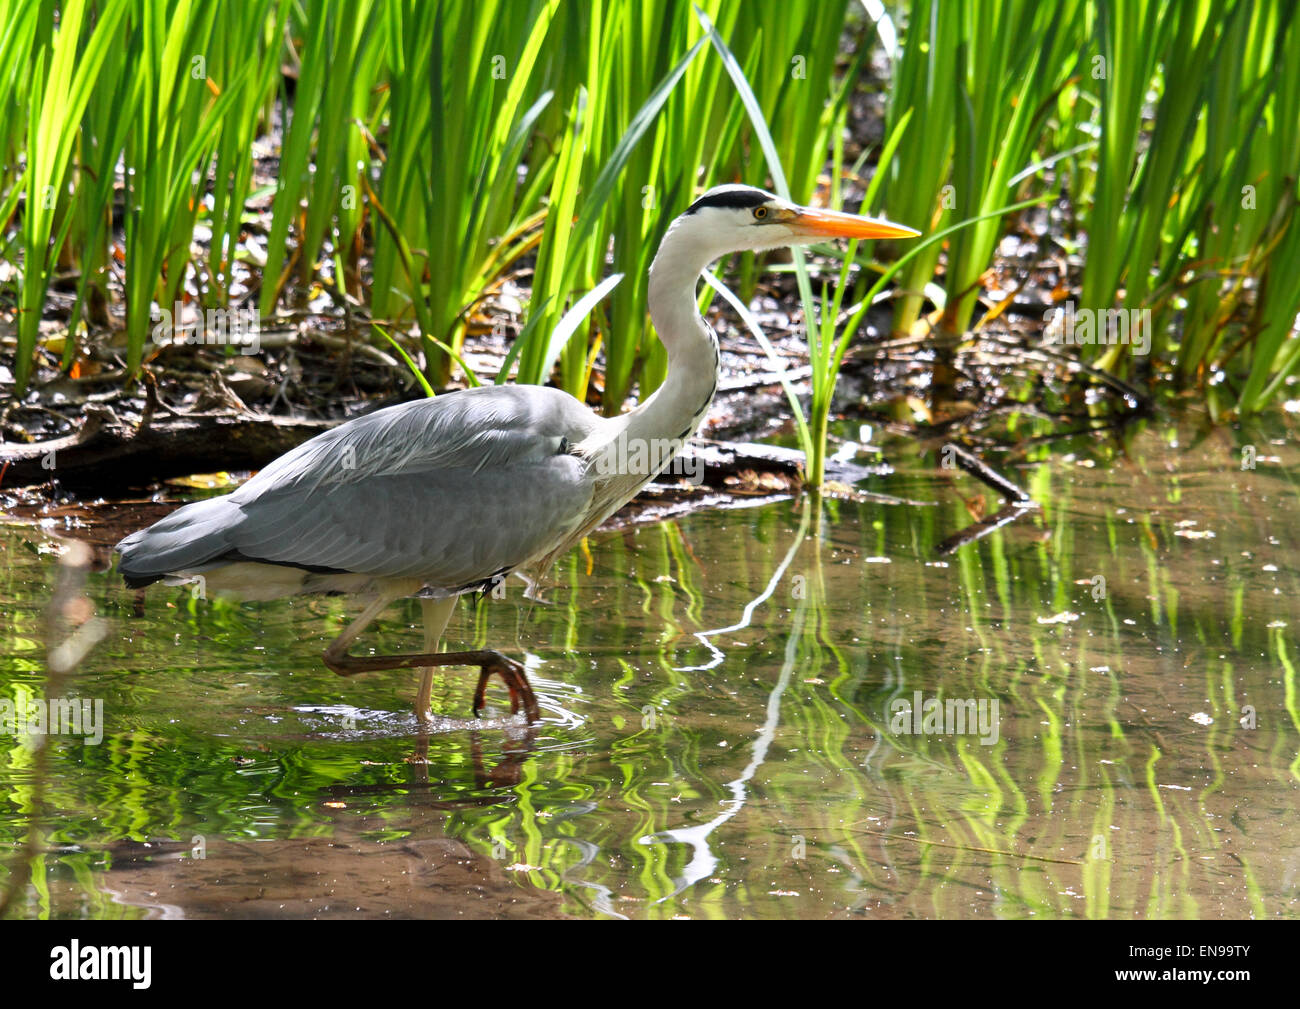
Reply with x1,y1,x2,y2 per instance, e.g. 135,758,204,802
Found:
2,413,1298,918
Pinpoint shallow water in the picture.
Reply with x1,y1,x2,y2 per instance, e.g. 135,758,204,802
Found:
2,412,1298,919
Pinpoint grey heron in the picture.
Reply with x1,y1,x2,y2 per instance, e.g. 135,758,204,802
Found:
116,185,919,724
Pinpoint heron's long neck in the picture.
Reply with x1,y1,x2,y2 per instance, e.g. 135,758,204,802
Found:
616,225,720,446
562,221,722,541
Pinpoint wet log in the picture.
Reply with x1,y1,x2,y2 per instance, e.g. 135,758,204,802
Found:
0,404,813,494
0,404,334,491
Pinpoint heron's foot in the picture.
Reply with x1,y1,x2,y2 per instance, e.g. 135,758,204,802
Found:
472,653,540,723
322,645,540,724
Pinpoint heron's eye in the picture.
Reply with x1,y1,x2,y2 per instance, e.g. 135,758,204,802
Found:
753,206,768,220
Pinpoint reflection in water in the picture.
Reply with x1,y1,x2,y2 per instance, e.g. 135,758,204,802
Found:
679,499,809,673
1,413,1299,918
647,502,811,899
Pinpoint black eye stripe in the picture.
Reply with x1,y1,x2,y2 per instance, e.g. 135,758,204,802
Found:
685,187,775,214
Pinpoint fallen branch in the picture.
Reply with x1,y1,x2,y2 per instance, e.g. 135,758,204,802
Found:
717,365,813,392
0,406,335,490
941,441,1033,503
934,501,1038,556
0,410,823,496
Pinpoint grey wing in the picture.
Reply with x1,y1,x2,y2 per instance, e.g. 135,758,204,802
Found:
234,384,596,499
224,454,593,587
117,384,600,587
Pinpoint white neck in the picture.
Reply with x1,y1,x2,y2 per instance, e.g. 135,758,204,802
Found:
563,212,746,541
606,218,722,448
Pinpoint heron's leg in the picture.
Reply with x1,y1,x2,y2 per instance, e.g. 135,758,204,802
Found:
322,592,399,663
322,597,540,723
414,597,456,724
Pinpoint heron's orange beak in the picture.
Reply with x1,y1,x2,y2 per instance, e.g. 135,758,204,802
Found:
791,206,920,241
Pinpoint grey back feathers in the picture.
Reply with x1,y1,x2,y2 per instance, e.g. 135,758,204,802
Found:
117,385,601,594
238,384,594,496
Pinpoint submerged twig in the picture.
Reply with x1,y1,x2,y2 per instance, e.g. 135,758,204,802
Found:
850,825,1086,865
934,501,1038,556
941,442,1033,503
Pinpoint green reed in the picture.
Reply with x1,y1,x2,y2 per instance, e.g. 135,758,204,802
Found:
3,0,1298,422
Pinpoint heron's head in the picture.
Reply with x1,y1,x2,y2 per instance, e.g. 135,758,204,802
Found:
673,184,920,261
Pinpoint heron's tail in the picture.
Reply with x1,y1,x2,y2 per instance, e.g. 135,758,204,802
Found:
115,496,243,588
